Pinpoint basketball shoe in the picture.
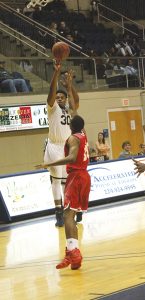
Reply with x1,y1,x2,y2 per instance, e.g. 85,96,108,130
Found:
56,248,82,270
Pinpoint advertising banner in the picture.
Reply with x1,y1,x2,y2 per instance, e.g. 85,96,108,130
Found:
88,158,145,202
0,104,48,132
0,171,54,219
0,158,145,222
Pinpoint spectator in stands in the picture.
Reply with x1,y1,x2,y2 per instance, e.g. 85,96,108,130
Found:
23,1,35,18
12,70,33,91
48,22,59,44
113,58,125,73
138,144,145,156
125,59,139,87
106,59,127,88
49,22,58,34
58,21,70,36
64,34,77,56
131,37,141,57
95,132,110,160
125,59,138,76
103,46,117,64
32,5,43,22
106,58,115,71
95,58,106,79
118,141,133,159
90,0,99,24
20,59,33,72
72,29,86,47
38,21,58,47
114,37,133,57
104,59,115,78
89,148,98,162
66,34,74,43
122,34,141,57
0,61,30,93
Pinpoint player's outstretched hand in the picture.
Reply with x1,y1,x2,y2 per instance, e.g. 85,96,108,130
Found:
133,158,145,177
53,60,61,72
35,164,49,170
60,69,74,89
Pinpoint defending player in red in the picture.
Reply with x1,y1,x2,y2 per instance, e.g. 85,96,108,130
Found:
36,115,91,269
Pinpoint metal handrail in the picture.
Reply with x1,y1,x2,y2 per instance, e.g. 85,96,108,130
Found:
97,2,145,40
98,14,138,37
0,56,144,91
0,1,144,90
0,1,90,57
0,22,49,57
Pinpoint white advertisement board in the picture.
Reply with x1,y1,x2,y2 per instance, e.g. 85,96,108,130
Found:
88,158,145,201
0,158,145,221
0,104,48,132
0,171,54,218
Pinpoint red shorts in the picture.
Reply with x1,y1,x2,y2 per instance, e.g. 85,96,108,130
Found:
64,170,91,211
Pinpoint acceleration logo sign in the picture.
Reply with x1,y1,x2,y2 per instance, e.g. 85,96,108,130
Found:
87,160,140,202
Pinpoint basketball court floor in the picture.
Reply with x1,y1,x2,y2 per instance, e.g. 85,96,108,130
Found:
1,197,145,300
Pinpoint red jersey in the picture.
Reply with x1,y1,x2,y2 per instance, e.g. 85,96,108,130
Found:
65,132,89,174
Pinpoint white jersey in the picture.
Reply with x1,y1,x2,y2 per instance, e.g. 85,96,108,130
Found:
47,102,71,143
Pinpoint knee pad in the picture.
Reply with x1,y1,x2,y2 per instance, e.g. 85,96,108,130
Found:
51,178,62,200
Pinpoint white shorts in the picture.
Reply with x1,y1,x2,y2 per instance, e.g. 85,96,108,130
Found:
44,140,67,179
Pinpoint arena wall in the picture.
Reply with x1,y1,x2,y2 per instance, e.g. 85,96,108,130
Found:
0,88,144,175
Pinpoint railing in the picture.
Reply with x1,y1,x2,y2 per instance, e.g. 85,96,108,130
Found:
97,2,145,40
0,21,49,58
0,56,145,95
0,2,145,94
0,1,89,58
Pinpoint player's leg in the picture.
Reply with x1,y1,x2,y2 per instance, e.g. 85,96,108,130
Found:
75,171,91,223
51,176,64,227
61,165,67,206
56,173,83,269
63,167,82,224
56,208,82,270
44,141,64,227
56,171,91,269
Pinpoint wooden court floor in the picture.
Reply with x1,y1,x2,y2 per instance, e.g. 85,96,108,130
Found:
1,198,145,300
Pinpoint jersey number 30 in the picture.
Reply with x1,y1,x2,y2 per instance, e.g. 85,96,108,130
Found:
61,115,70,125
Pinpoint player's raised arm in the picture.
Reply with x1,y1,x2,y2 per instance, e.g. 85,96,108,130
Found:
47,63,61,107
60,70,79,109
65,70,78,116
71,83,79,109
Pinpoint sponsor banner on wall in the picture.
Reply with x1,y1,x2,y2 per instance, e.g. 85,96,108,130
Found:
0,158,145,221
0,104,48,132
0,171,54,218
88,158,145,201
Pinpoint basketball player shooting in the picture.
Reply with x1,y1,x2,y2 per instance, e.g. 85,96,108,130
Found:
43,52,80,227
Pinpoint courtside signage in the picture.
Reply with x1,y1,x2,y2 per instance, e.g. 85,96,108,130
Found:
88,158,145,201
0,171,54,219
0,158,145,222
0,104,48,131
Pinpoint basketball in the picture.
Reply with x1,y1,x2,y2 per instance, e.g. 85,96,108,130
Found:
52,42,70,62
